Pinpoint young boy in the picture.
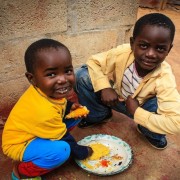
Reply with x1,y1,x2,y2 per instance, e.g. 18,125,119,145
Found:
2,39,92,179
75,13,180,150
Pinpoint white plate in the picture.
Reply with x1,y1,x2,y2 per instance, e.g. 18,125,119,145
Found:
75,134,133,176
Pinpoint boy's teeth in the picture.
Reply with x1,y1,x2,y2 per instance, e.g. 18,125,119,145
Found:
57,88,68,94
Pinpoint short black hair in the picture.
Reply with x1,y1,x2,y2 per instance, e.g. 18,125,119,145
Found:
24,38,71,73
133,13,175,42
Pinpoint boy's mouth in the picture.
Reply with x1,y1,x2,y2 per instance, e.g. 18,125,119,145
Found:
56,87,69,94
142,59,156,67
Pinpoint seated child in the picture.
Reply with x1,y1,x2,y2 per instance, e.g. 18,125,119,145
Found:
2,39,92,179
75,13,180,150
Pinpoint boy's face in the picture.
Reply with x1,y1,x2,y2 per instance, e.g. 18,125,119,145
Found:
28,47,75,99
130,25,173,76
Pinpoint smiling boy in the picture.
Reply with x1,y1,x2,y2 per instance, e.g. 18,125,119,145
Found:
2,39,92,179
75,13,180,149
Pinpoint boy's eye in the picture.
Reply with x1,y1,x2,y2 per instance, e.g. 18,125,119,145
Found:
156,46,166,52
66,69,73,75
139,44,148,49
47,73,56,77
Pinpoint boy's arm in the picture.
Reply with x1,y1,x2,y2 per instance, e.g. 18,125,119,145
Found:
87,48,117,92
33,102,86,140
125,94,180,135
134,72,180,135
134,107,180,135
34,115,67,140
65,100,74,116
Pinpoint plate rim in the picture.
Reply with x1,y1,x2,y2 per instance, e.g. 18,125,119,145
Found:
75,134,133,176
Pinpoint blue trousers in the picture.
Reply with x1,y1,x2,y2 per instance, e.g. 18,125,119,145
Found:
75,65,165,141
22,118,87,170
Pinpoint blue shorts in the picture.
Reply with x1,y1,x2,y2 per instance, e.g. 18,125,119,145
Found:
23,132,88,169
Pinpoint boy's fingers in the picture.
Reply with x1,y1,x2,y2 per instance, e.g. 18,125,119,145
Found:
118,97,125,102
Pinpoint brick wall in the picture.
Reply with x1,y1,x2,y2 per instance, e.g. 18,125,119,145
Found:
0,0,139,120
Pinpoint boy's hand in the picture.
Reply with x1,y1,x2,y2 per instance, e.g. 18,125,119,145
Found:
71,103,82,111
101,88,119,107
125,95,139,115
66,103,89,119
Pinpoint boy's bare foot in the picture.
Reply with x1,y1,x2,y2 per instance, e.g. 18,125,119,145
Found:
12,161,21,179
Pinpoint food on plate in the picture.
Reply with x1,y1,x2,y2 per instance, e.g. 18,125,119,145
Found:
100,159,111,167
80,143,110,170
88,143,110,160
65,106,89,119
112,154,123,160
75,134,132,175
81,160,94,170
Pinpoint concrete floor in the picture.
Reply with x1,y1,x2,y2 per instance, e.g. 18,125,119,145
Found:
0,6,180,180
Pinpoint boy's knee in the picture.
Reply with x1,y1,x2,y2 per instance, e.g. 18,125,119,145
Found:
51,141,71,167
76,67,88,80
57,141,71,159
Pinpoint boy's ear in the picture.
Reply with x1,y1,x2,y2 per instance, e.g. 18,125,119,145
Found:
168,44,173,53
25,72,35,86
130,37,134,50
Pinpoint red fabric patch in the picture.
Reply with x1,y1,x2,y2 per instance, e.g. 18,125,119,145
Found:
18,161,52,177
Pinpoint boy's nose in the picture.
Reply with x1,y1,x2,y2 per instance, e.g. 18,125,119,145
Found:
145,48,156,58
57,76,67,84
